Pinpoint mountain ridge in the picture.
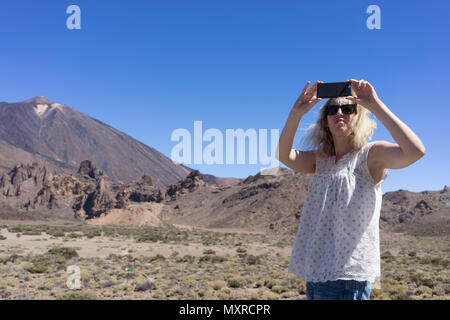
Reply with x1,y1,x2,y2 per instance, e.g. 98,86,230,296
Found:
0,96,193,187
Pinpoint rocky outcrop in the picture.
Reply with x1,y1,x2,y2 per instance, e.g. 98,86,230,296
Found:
0,161,206,221
127,170,205,203
165,170,205,200
77,160,104,179
0,163,52,197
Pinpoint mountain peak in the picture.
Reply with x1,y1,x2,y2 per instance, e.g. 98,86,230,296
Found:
24,96,53,104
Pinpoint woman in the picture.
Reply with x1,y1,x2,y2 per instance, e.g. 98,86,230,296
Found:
276,79,425,300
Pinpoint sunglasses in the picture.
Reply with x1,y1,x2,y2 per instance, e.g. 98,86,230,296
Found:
325,104,357,116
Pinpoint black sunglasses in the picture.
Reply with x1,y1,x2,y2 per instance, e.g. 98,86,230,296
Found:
325,104,357,116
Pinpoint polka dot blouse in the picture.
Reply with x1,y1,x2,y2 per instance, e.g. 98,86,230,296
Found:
288,141,389,289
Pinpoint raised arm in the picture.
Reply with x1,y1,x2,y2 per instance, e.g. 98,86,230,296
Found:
345,79,426,169
276,81,323,173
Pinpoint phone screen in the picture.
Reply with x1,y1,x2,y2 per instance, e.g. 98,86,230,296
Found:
317,82,352,98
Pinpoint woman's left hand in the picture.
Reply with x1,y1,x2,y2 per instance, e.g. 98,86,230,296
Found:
344,79,381,113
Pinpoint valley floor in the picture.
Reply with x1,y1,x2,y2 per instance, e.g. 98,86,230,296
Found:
0,220,448,300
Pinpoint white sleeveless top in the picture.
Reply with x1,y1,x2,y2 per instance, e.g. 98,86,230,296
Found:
288,141,389,289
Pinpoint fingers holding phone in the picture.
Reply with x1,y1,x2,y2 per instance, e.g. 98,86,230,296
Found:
344,79,380,110
292,81,323,116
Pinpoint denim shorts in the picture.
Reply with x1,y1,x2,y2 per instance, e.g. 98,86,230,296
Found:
306,279,372,300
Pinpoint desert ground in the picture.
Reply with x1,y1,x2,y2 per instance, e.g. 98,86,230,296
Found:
0,219,448,300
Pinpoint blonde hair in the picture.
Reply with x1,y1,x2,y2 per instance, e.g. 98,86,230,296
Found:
299,97,377,158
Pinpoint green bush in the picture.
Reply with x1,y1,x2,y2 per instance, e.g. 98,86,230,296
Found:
47,230,66,237
7,225,27,233
47,246,78,260
24,262,48,274
136,232,163,243
24,246,78,274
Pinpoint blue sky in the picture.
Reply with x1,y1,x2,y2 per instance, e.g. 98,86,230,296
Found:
0,0,448,193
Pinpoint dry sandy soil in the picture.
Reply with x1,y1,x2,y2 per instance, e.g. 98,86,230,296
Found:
0,219,448,300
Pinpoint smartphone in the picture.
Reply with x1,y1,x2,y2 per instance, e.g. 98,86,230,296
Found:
317,81,353,98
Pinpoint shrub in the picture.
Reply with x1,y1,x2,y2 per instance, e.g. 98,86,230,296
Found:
419,257,431,265
7,225,26,233
151,254,166,261
227,277,246,288
56,291,97,300
22,231,42,236
391,293,412,300
0,254,19,264
381,251,395,263
136,232,163,243
430,257,442,265
47,246,79,260
199,255,226,263
210,280,227,291
176,255,196,263
244,254,261,265
409,272,424,286
281,291,298,299
264,279,278,289
24,262,48,274
257,288,280,300
439,259,449,268
24,246,78,274
67,233,82,239
271,285,286,294
254,280,264,288
83,229,102,239
201,238,217,246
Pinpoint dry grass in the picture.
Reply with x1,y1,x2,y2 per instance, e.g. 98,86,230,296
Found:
0,222,448,300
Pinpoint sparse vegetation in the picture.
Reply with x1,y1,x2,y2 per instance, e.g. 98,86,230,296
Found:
24,245,78,274
0,223,448,300
56,291,97,300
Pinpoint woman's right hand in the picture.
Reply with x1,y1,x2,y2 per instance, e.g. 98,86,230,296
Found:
292,81,323,116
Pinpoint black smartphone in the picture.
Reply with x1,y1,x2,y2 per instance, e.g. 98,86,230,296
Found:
317,81,353,98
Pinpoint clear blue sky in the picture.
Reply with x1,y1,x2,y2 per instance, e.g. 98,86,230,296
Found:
0,0,448,193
